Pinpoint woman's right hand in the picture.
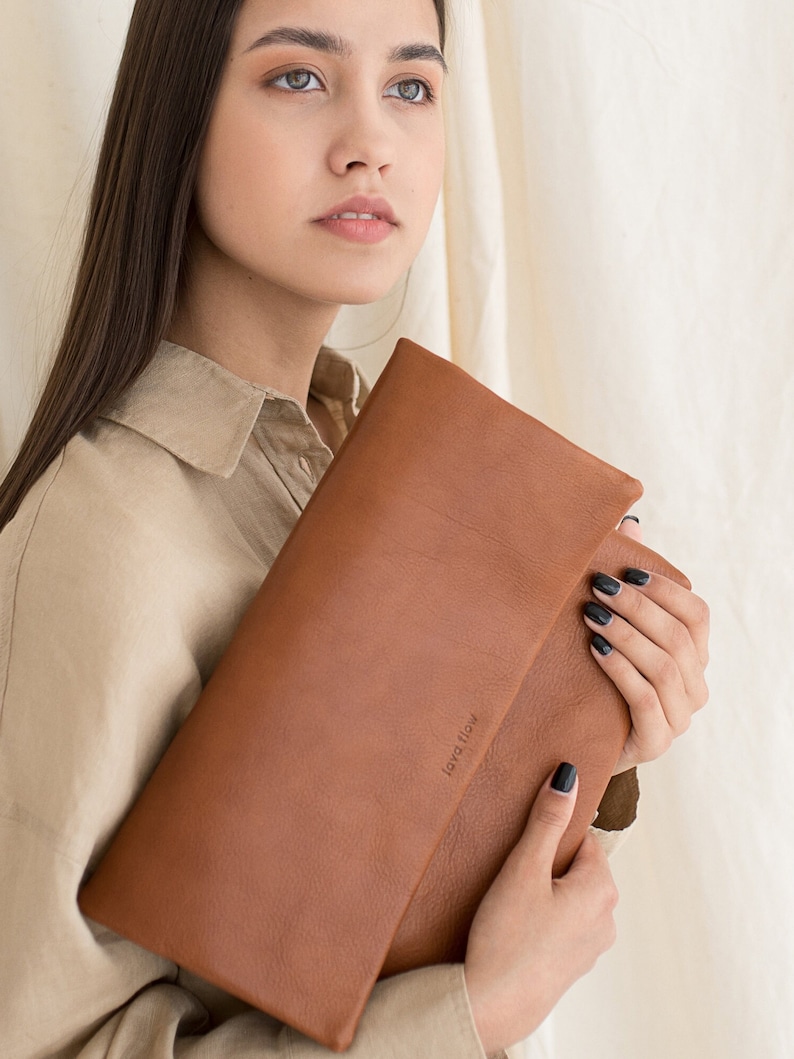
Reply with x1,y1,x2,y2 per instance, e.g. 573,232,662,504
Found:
463,765,618,1057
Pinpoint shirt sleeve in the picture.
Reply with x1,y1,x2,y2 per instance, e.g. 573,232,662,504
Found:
0,456,490,1059
72,967,493,1059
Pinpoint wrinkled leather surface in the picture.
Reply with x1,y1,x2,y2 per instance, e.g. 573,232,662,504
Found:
381,530,684,975
79,340,688,1051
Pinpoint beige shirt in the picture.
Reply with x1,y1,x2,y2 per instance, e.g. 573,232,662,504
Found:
0,341,634,1059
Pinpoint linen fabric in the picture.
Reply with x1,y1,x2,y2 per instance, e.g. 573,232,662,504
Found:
0,340,634,1058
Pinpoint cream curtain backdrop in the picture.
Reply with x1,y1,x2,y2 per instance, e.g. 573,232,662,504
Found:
1,1,792,1056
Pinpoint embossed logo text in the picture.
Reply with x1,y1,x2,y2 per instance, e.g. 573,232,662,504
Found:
442,713,478,777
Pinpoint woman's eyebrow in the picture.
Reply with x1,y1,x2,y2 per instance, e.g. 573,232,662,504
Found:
389,43,448,75
245,27,448,74
245,27,351,58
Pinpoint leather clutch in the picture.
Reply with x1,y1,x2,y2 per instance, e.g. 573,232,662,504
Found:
79,339,690,1051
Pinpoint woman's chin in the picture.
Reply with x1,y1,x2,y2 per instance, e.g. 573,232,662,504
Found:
307,277,406,309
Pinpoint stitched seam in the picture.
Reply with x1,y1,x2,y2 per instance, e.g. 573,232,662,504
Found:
0,451,66,727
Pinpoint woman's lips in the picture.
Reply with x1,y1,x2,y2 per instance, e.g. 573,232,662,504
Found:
314,196,398,244
315,216,395,244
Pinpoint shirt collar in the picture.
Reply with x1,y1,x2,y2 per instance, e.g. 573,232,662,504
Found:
100,340,368,479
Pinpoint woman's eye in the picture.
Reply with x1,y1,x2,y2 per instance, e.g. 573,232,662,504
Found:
385,79,432,104
270,69,322,92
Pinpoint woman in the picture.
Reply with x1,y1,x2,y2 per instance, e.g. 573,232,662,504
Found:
0,0,709,1056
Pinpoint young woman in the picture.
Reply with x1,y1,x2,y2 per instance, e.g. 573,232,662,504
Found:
0,0,709,1056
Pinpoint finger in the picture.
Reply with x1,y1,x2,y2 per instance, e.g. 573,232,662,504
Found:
558,836,619,943
562,831,613,887
510,764,579,880
584,600,699,727
590,575,708,708
613,569,710,669
617,514,643,544
590,630,693,761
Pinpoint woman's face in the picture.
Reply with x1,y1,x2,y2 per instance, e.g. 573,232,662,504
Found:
192,0,446,308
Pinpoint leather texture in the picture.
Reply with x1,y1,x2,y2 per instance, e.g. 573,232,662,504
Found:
78,339,690,1052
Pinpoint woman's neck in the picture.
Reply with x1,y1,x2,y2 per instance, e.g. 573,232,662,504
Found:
168,232,341,409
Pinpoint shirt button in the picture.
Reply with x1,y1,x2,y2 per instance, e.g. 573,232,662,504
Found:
298,455,315,481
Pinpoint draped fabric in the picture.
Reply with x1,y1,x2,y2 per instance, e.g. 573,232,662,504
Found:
2,2,792,1056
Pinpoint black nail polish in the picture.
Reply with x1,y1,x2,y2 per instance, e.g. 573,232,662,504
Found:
621,514,640,525
624,568,651,586
551,762,577,793
584,602,613,626
591,634,613,656
592,573,621,596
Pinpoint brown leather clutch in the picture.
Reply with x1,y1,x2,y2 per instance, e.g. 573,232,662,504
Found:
79,339,689,1051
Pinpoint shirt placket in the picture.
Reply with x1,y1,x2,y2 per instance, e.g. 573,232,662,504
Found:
252,398,334,512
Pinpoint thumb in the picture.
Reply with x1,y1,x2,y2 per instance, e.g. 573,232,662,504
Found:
512,763,578,878
618,513,643,543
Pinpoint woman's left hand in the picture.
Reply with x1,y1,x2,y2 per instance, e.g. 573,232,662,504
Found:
583,517,710,775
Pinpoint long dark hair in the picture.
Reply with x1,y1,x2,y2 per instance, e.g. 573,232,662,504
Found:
0,0,447,532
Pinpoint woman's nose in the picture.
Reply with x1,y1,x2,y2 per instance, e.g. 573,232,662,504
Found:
326,93,396,176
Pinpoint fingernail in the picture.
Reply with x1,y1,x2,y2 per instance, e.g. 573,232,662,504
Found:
593,573,621,596
584,602,613,626
551,762,577,793
621,514,640,525
591,634,613,656
624,567,650,586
